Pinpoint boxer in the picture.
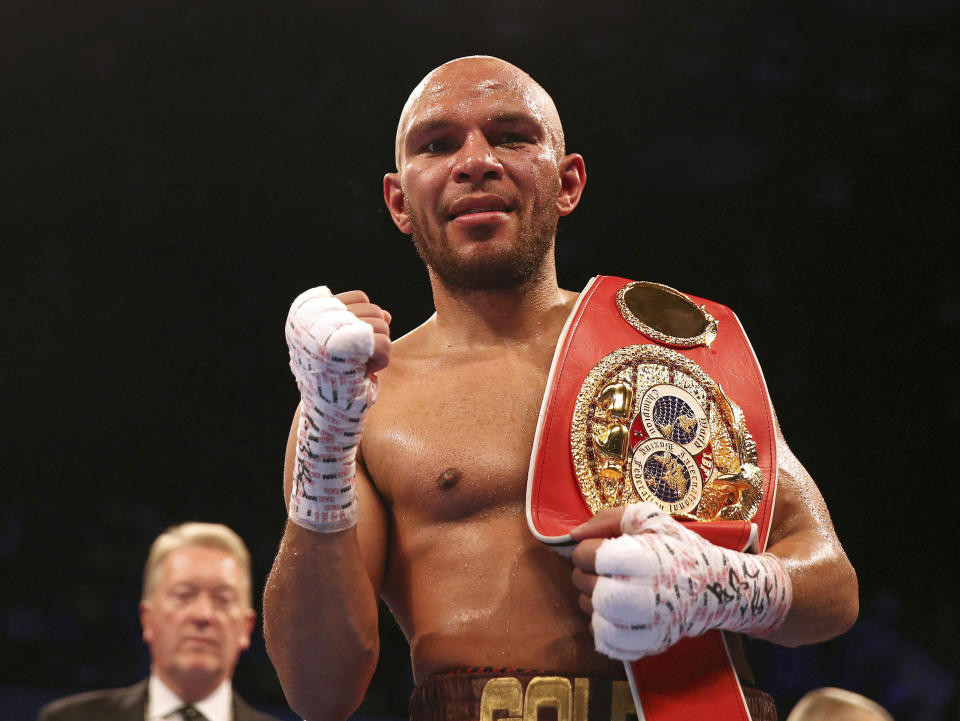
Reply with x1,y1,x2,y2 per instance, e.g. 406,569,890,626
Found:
263,56,858,721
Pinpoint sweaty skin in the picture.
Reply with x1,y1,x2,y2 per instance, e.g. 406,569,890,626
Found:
263,56,857,721
362,292,619,678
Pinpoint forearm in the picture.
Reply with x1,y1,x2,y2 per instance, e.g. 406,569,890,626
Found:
264,522,381,721
760,528,858,647
267,286,391,719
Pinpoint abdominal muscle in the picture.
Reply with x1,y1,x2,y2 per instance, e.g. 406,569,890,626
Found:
380,507,626,683
379,506,756,686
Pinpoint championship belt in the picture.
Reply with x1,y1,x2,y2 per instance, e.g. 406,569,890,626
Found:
526,276,778,721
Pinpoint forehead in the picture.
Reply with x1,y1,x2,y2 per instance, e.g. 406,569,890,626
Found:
398,62,554,147
160,546,242,587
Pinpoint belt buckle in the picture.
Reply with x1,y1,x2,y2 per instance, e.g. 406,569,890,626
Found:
571,282,761,522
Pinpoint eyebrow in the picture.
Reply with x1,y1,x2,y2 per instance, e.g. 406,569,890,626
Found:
404,118,455,145
487,111,544,130
169,582,238,593
404,111,544,147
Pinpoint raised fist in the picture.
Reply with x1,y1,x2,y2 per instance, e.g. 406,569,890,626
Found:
284,286,391,532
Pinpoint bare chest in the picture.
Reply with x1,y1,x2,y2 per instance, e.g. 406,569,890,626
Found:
362,356,549,522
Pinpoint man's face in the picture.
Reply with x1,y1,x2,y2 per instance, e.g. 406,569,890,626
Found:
390,59,567,291
140,546,255,693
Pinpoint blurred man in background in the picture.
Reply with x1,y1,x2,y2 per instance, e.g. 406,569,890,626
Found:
39,522,279,721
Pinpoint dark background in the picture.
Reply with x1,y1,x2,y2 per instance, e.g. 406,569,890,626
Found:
2,1,958,719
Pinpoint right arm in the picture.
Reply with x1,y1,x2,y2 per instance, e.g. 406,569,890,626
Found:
263,289,392,721
264,408,388,721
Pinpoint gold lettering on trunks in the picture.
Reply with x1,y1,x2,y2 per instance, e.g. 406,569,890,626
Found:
480,677,523,721
610,681,638,721
573,678,589,721
481,677,589,721
523,677,572,721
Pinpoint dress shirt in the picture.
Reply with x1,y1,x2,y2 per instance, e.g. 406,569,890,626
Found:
145,675,233,721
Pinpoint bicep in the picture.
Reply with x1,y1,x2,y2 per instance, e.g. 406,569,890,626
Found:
283,404,389,597
766,409,844,555
355,449,389,597
760,408,859,642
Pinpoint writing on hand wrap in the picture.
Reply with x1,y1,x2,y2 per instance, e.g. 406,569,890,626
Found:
285,287,378,532
591,502,792,660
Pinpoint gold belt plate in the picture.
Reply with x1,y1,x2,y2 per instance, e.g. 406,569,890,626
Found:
571,345,762,521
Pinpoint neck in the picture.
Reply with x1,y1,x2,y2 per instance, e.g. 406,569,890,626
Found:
427,259,574,347
154,666,224,705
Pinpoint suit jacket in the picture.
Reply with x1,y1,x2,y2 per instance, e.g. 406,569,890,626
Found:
36,679,282,721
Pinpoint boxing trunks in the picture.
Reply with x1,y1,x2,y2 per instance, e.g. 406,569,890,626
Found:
526,277,779,721
410,670,777,721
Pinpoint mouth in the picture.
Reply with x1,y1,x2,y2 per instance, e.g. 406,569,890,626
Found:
182,636,220,648
447,195,513,221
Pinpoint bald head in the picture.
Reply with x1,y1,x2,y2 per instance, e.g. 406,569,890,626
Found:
394,56,565,169
786,688,894,721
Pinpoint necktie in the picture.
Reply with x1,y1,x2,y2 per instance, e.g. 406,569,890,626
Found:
176,706,208,721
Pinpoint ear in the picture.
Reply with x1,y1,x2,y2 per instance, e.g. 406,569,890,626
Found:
383,173,412,234
239,608,256,651
139,600,153,644
556,153,587,217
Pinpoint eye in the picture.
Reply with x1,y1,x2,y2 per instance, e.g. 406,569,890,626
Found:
493,132,531,147
421,137,456,154
169,586,197,605
211,586,241,610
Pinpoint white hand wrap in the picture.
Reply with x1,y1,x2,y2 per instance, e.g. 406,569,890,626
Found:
285,286,378,532
592,503,792,660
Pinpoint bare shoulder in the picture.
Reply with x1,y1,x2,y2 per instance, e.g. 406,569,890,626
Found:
369,318,441,405
382,314,442,364
767,406,843,548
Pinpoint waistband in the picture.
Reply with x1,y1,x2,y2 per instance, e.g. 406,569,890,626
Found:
410,669,777,721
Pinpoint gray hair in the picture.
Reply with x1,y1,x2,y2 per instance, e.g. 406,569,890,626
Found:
142,522,252,608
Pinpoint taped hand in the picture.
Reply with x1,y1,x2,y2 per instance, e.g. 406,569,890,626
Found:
572,503,791,660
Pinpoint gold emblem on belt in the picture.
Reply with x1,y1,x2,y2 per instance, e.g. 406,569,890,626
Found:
571,345,762,521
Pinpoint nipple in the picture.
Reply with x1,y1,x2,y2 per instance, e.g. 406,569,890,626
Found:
436,467,462,491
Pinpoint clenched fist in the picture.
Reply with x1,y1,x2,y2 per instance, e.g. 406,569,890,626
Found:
285,286,391,532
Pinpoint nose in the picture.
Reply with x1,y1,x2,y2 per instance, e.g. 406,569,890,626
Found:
452,131,503,184
187,593,215,624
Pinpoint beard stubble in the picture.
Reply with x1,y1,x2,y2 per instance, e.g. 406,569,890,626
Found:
405,186,560,292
